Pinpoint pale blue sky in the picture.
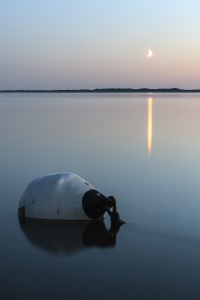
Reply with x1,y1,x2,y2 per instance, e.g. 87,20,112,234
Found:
0,0,200,89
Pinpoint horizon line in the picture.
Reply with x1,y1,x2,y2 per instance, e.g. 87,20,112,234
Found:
1,88,200,93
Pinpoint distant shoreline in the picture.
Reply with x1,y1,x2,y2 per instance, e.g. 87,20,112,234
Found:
0,88,200,93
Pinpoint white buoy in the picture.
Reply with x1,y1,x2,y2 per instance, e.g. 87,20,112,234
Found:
18,173,114,220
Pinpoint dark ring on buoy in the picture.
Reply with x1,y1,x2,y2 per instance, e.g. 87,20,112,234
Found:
82,189,113,219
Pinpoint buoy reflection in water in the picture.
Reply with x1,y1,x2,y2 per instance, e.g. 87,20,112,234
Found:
18,216,122,255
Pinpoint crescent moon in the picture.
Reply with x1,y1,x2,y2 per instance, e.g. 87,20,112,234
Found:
148,50,152,57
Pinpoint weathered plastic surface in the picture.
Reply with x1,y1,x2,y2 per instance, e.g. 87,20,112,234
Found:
18,173,95,220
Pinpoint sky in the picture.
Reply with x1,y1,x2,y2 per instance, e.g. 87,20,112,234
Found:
0,0,200,89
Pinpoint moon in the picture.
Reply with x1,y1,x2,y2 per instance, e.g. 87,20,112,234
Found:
148,50,153,57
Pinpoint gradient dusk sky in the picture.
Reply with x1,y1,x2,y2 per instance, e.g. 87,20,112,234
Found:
1,0,200,90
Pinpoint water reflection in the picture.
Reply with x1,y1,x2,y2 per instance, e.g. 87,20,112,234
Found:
147,97,153,155
18,216,122,255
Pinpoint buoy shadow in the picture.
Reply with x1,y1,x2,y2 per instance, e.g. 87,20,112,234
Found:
18,216,123,255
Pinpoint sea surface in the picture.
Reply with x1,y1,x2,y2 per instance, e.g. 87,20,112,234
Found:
1,93,200,300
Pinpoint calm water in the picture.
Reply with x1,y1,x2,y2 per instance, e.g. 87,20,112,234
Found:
1,93,200,300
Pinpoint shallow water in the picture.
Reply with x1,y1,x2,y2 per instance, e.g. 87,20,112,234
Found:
1,93,200,299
